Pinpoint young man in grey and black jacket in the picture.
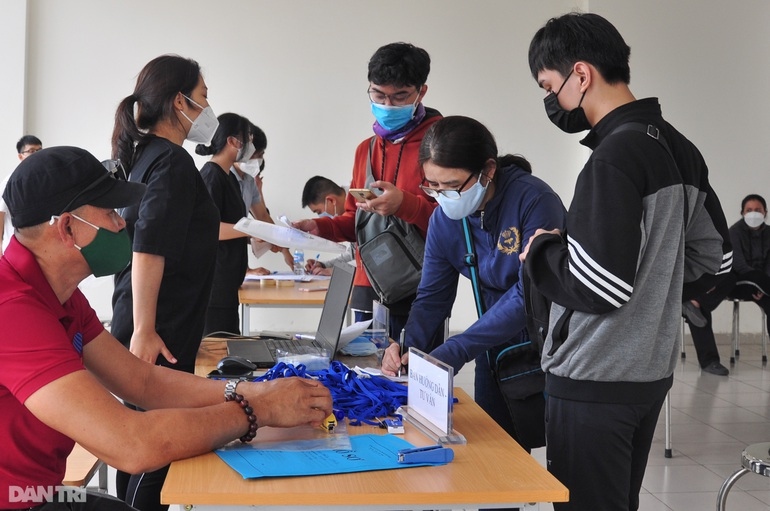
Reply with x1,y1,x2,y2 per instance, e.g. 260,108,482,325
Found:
521,12,732,511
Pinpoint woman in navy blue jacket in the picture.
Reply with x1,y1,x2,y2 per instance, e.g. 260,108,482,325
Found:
381,116,565,449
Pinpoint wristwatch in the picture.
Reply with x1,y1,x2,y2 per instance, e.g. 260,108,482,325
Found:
224,379,240,401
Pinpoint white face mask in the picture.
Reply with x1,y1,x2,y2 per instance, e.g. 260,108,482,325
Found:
237,141,256,163
435,174,488,220
744,211,765,229
180,95,219,144
240,158,263,177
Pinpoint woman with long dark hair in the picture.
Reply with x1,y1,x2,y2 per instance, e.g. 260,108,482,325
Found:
381,115,566,452
195,113,254,335
110,54,220,511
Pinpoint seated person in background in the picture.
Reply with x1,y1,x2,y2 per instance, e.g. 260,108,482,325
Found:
233,123,293,271
728,194,770,325
682,274,735,376
682,194,770,375
301,175,355,276
0,146,332,510
381,116,566,451
0,134,43,255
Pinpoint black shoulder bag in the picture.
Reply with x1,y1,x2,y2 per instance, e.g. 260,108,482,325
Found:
355,138,426,304
462,217,545,450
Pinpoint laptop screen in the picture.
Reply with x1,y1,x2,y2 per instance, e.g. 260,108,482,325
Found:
314,261,355,354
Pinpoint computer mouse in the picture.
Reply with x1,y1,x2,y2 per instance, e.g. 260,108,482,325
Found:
216,355,257,374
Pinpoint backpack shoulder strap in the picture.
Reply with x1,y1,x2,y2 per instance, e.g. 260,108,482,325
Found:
609,122,689,227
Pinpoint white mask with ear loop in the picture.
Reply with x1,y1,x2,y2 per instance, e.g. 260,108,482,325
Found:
744,211,765,228
240,159,263,177
237,141,256,163
180,95,219,144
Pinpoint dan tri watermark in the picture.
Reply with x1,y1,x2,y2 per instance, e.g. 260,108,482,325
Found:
9,486,86,503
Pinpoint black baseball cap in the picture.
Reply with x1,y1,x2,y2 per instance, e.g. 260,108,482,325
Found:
3,146,146,228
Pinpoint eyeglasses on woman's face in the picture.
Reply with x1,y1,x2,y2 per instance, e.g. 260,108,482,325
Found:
420,171,480,200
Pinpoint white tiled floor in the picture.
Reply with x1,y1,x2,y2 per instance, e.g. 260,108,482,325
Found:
93,336,770,511
454,336,770,511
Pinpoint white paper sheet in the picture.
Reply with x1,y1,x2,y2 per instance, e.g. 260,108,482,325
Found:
243,272,331,282
337,320,373,350
235,217,347,254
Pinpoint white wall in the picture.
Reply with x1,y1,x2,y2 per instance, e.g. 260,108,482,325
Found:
9,0,770,334
1,2,27,162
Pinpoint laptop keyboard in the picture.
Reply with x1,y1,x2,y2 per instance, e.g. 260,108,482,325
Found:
265,338,320,358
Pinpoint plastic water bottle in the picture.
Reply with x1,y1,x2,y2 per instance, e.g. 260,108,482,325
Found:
293,249,305,275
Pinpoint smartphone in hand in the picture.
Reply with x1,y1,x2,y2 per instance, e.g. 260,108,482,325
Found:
349,188,377,201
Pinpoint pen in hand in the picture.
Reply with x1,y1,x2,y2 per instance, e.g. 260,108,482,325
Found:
397,328,406,377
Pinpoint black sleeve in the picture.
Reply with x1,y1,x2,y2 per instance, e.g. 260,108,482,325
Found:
132,146,198,262
527,157,642,314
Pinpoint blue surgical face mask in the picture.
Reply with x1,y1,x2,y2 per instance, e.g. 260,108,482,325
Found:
370,98,418,131
317,198,337,219
339,335,378,356
435,174,489,220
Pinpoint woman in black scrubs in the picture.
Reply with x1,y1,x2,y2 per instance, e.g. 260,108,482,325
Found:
110,54,220,511
196,113,254,335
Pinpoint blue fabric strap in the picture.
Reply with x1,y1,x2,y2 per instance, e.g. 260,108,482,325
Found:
462,217,485,318
253,361,407,426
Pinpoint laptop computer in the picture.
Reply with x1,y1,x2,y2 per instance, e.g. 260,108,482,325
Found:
226,261,355,368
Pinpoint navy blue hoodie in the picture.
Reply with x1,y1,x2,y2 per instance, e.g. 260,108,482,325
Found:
403,163,566,374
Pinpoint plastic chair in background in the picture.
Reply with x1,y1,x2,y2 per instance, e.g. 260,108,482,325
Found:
730,298,768,364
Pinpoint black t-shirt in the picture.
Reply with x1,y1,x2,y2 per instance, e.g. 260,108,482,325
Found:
111,136,219,371
200,162,248,309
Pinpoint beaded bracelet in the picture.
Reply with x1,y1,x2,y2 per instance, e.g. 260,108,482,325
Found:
224,381,257,442
226,392,258,442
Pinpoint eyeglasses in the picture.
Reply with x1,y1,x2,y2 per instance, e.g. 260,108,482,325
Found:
420,172,480,200
20,147,42,155
367,87,420,106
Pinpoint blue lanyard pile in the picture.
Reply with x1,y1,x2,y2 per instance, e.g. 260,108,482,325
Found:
254,361,407,426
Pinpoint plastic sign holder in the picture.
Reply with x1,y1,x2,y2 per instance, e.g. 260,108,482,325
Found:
400,347,466,445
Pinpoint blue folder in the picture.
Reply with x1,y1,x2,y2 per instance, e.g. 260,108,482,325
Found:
215,434,447,479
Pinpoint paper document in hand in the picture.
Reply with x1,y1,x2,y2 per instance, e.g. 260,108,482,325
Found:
234,217,346,254
250,238,271,258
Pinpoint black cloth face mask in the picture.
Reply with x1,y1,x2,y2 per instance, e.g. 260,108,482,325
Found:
543,70,591,133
